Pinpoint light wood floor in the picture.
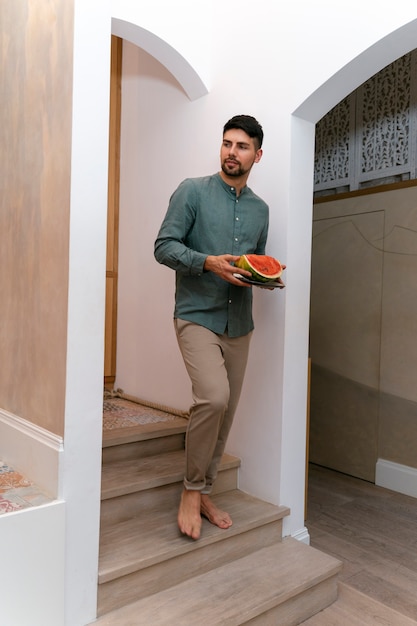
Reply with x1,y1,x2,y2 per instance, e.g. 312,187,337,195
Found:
305,463,417,623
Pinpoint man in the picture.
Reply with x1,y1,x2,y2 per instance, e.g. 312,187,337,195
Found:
154,114,269,540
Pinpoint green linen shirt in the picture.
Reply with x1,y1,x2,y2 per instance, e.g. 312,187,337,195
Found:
154,173,269,337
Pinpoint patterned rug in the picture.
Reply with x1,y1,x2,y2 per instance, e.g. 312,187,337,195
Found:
103,396,183,430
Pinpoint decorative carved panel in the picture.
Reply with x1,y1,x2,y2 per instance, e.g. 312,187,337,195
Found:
314,51,417,196
314,96,351,191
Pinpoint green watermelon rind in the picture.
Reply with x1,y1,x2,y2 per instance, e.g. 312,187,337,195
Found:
235,254,282,283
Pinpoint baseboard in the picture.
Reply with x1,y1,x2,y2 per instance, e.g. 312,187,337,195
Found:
0,408,63,498
375,458,417,499
292,526,310,545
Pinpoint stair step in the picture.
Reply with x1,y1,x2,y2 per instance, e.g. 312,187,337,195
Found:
97,490,289,615
99,489,289,582
302,582,417,625
102,418,187,463
102,416,187,448
101,450,240,500
92,537,342,625
100,452,240,527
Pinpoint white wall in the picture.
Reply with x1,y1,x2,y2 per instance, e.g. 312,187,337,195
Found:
64,1,111,624
64,2,417,623
110,3,417,544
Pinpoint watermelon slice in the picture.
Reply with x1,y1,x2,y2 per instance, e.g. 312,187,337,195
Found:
235,254,283,283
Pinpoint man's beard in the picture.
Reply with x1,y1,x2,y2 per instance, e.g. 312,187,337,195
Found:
221,160,248,177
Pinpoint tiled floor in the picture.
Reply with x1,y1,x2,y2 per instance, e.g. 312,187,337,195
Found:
0,461,52,516
103,395,186,430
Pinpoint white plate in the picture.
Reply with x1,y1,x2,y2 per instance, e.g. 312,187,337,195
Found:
233,273,285,289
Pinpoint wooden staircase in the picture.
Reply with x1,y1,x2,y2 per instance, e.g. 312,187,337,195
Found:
91,414,342,625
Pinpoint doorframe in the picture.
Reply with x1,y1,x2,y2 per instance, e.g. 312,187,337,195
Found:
104,36,122,385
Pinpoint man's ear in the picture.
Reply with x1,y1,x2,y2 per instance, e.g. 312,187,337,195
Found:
255,148,263,163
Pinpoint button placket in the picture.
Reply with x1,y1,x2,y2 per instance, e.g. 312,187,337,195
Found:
231,193,241,255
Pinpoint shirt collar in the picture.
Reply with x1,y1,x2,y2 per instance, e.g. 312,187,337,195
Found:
216,172,248,197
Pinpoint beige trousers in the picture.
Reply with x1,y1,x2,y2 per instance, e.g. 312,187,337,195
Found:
174,318,252,494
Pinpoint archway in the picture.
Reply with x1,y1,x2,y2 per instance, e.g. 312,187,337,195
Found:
281,19,417,533
112,18,208,101
64,7,417,624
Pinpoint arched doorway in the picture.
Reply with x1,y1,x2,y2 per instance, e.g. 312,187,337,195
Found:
308,51,417,491
104,22,209,388
279,19,417,534
286,22,417,516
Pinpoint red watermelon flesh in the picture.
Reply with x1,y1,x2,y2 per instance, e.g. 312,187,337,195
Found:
235,254,283,283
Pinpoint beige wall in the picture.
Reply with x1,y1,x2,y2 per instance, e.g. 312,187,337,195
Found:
1,1,73,436
310,184,417,480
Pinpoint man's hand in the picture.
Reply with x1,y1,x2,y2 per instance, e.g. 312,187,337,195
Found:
204,254,252,286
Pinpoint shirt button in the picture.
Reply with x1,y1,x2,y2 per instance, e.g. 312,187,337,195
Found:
234,238,238,242
229,299,232,304
236,217,239,221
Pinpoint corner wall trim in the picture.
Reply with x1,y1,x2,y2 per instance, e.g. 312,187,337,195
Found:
0,408,64,497
375,458,417,499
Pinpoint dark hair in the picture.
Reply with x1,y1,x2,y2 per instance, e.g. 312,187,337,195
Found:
223,114,264,149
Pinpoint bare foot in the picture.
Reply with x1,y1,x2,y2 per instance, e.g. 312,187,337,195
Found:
200,494,233,529
178,489,202,540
